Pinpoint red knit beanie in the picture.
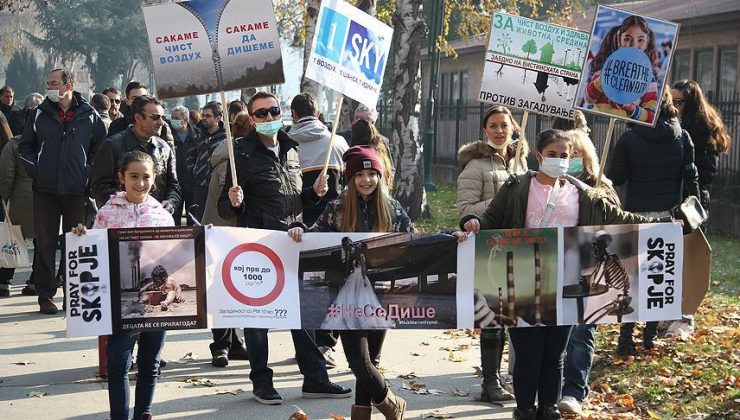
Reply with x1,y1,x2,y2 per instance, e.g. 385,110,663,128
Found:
343,145,383,179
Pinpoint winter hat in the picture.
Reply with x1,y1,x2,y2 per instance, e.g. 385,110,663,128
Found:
343,145,383,179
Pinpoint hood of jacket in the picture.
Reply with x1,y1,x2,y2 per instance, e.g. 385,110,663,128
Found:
630,114,682,144
210,139,231,167
458,140,495,169
289,117,329,142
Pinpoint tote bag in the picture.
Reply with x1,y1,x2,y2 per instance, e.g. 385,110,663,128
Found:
0,200,30,268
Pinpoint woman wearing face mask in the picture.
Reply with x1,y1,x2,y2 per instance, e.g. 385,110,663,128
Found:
608,86,700,354
457,105,527,404
461,129,663,420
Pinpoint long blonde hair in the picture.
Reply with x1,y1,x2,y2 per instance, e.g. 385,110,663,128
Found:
568,130,612,188
339,174,392,233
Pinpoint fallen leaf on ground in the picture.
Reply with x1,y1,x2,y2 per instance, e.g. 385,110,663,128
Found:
182,376,216,387
447,351,465,362
288,405,307,420
13,361,35,365
216,388,245,395
402,380,427,391
27,391,48,398
420,341,430,346
73,377,106,384
179,352,198,362
473,366,483,377
410,352,424,356
398,372,418,379
330,414,344,420
452,388,470,396
421,410,453,418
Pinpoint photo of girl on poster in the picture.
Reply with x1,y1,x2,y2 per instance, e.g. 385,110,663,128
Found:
575,6,679,126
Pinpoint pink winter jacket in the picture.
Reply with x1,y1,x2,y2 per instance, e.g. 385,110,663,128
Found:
93,191,174,229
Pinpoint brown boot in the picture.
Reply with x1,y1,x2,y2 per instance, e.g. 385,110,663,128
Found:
351,404,372,420
373,388,406,420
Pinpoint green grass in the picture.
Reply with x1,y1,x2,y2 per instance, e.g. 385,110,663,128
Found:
415,181,460,233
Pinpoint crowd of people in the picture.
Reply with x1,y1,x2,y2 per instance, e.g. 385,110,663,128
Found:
0,66,731,419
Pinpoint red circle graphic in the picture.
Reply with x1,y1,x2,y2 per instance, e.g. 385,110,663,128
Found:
221,243,285,307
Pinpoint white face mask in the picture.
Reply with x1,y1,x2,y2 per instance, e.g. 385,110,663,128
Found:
539,156,570,178
487,139,511,151
46,89,62,103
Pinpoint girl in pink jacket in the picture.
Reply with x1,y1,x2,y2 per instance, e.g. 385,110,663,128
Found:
73,150,174,420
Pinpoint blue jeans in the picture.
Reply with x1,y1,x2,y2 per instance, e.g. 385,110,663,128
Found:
562,324,596,401
107,331,166,420
244,328,329,390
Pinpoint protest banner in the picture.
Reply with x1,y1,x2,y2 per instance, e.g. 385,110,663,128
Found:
65,227,207,337
206,227,302,329
142,0,284,99
573,5,680,127
304,0,393,109
297,232,467,329
479,12,590,120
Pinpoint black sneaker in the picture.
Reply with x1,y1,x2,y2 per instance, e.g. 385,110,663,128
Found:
228,345,249,360
38,298,58,315
211,350,229,367
21,285,37,296
302,382,352,399
253,386,282,405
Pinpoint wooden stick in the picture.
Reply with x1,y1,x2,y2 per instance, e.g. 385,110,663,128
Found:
534,243,542,325
595,118,616,189
220,91,238,187
321,95,345,177
506,251,515,321
513,111,529,174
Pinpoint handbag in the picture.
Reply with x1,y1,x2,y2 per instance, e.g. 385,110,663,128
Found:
671,195,708,234
0,200,30,268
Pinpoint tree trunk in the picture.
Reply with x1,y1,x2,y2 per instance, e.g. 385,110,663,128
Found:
300,0,321,97
391,0,428,220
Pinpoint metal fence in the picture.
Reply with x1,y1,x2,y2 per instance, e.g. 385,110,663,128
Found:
377,92,740,176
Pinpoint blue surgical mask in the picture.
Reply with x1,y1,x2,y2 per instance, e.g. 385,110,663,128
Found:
170,119,184,130
567,157,583,175
255,120,283,137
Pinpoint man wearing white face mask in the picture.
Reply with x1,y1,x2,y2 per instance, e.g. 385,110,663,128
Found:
18,68,107,315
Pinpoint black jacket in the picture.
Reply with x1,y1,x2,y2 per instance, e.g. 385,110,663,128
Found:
90,126,181,208
188,121,225,187
0,102,24,136
218,129,319,231
173,124,201,191
608,115,700,212
682,116,719,187
18,93,107,195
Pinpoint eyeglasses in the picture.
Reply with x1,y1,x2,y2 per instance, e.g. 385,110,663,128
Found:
673,99,686,105
252,106,281,119
141,112,164,121
111,99,122,104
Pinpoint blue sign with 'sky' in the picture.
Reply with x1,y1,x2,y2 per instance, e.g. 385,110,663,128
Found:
315,7,388,85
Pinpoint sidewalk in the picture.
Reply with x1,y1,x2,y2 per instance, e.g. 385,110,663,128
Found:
0,268,515,420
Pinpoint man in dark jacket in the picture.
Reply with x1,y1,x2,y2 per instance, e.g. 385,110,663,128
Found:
187,101,225,222
219,91,350,405
170,105,199,225
90,95,181,212
0,85,24,135
18,68,107,314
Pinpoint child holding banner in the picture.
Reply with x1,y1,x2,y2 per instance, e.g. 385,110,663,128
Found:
457,105,528,403
583,15,659,124
289,145,461,419
72,150,174,420
461,130,666,419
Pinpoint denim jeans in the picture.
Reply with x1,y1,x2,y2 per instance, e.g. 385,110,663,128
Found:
340,330,387,405
243,328,329,390
509,325,573,409
562,324,596,401
107,331,166,420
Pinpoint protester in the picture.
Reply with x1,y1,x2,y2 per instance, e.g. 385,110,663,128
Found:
18,68,106,314
203,110,249,368
350,119,395,191
551,116,619,416
609,86,700,355
169,105,199,226
90,95,181,213
288,145,440,419
456,105,531,403
0,85,23,135
462,129,665,419
102,87,124,121
187,102,226,222
338,103,379,140
0,111,11,151
218,91,350,405
189,109,201,127
108,81,149,135
72,150,174,420
91,94,112,132
227,99,247,130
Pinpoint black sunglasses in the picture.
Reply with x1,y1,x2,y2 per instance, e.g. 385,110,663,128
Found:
111,99,122,104
252,106,281,119
141,112,164,121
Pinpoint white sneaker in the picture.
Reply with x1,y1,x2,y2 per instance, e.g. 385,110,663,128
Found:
665,319,694,338
558,395,583,415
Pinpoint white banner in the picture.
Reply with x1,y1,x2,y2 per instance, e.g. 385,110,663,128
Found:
206,227,301,329
305,0,393,108
65,229,113,338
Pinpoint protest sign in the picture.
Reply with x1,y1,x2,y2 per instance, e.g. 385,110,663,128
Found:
297,232,467,329
573,5,680,127
206,227,301,329
142,0,284,99
479,12,589,119
304,0,393,109
65,227,207,337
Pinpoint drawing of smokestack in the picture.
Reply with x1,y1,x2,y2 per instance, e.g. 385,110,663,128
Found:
534,243,542,325
498,287,504,326
506,252,515,320
128,241,143,289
